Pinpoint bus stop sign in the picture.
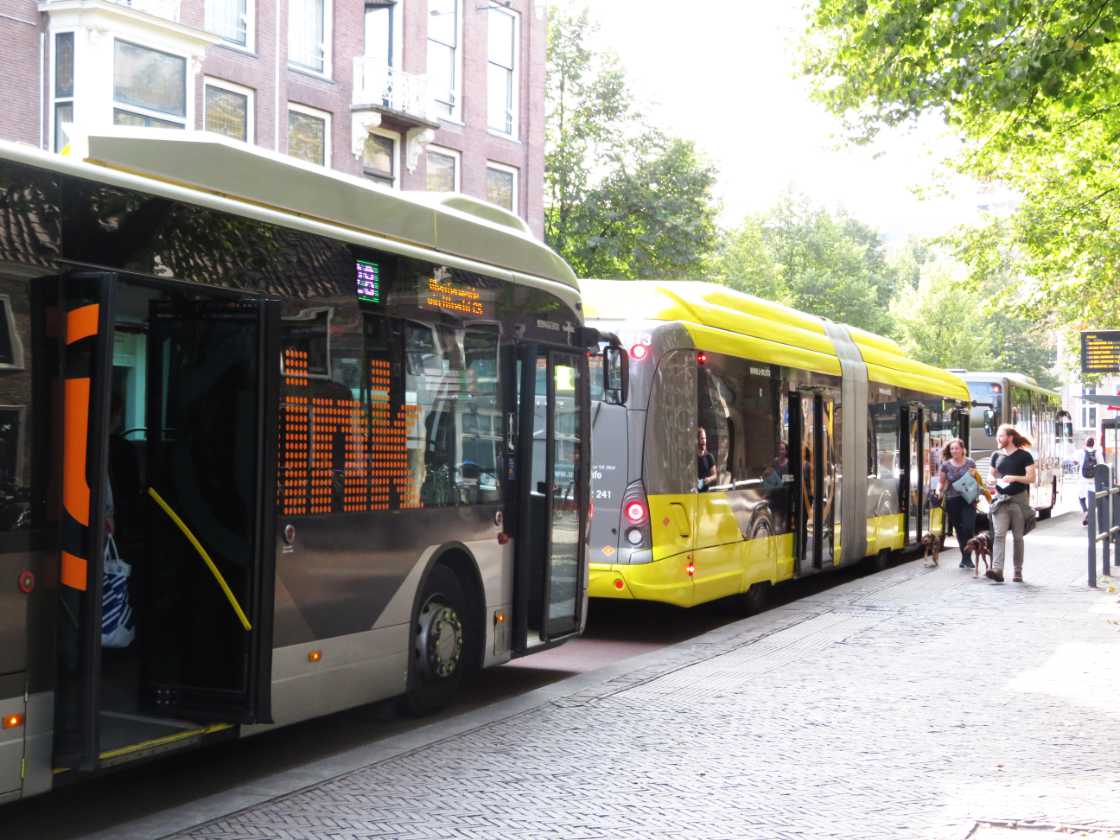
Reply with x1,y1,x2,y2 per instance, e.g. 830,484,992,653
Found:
1081,330,1120,374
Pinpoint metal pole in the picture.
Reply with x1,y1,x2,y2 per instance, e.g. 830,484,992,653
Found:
1088,484,1098,588
1102,465,1113,578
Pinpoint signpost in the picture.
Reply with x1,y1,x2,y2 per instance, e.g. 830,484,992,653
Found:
1081,330,1120,374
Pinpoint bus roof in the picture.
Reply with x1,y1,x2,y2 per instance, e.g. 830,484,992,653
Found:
0,131,578,290
581,279,970,400
951,371,1060,399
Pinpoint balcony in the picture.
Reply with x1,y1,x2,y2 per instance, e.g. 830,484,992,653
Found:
42,0,181,23
352,58,438,128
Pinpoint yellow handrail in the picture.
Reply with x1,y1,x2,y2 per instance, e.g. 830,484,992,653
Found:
146,487,252,631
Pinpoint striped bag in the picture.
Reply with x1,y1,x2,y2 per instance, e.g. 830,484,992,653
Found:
101,535,135,648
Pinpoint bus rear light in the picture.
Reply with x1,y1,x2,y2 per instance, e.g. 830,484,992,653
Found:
614,578,625,590
624,500,647,524
697,351,708,365
494,611,506,624
2,713,23,729
686,560,696,577
625,527,643,546
630,343,649,361
497,532,510,545
307,650,322,663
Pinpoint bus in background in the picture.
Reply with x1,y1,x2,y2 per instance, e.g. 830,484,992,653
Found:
0,130,617,803
583,280,970,611
950,371,1071,517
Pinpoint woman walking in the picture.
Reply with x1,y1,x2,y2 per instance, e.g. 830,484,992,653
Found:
938,438,979,569
987,424,1036,583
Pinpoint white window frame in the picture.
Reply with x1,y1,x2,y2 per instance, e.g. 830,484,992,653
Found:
426,144,461,192
50,29,77,153
362,127,401,189
364,0,404,69
205,0,255,53
288,0,333,79
203,77,255,143
111,38,189,129
427,0,463,123
1083,385,1098,431
485,161,518,213
486,6,519,138
287,102,332,167
0,295,26,370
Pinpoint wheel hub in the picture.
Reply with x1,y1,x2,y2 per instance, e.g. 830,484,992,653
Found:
416,598,463,680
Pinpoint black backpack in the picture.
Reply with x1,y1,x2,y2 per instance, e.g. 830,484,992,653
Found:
1083,449,1098,479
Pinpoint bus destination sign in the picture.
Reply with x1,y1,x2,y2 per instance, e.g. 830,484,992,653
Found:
420,270,492,318
355,259,382,304
1081,330,1120,374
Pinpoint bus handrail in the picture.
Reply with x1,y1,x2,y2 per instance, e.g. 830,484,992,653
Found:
146,486,253,631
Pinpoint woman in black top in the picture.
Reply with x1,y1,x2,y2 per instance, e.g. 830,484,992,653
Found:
987,423,1037,583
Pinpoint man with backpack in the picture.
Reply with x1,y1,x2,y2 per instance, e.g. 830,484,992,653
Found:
1079,437,1100,526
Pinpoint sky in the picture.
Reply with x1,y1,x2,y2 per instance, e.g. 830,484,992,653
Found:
581,0,994,241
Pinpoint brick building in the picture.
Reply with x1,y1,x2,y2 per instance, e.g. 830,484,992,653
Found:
0,0,547,236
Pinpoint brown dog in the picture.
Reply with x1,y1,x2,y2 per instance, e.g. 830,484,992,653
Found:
921,532,941,568
963,531,992,578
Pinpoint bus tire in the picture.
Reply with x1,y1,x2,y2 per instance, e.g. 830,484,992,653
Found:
741,581,770,616
400,564,468,716
1037,478,1057,520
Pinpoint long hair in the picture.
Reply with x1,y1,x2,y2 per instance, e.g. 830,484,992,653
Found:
997,423,1032,448
941,438,968,461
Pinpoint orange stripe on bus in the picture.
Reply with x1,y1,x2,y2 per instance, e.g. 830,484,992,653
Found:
61,551,87,591
64,378,91,527
66,304,100,345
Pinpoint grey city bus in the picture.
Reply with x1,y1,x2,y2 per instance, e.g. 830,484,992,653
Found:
0,131,614,802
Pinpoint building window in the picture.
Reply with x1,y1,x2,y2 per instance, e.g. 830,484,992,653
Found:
53,32,75,153
204,78,253,142
113,40,187,128
0,296,25,370
205,0,252,49
487,7,517,136
485,162,517,211
287,104,330,166
362,131,398,188
1083,386,1098,430
426,147,459,192
289,0,330,75
427,0,460,120
364,1,397,67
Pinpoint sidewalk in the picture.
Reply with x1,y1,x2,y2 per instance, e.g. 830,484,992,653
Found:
132,512,1120,839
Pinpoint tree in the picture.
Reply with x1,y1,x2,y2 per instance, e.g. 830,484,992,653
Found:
801,0,1120,331
544,6,720,279
711,191,902,337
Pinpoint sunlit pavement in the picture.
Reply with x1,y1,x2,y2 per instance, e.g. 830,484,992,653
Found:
104,508,1120,840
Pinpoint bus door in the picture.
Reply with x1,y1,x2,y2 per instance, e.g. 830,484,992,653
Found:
52,273,278,774
141,292,278,723
794,391,836,574
512,346,587,649
903,404,928,546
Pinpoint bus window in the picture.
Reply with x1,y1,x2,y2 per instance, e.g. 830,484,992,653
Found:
643,350,696,496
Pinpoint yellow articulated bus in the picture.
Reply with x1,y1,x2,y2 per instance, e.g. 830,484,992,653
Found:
583,280,972,609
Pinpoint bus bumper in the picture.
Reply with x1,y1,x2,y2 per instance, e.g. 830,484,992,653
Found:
588,560,693,606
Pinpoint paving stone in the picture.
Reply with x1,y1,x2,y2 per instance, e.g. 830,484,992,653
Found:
169,516,1120,840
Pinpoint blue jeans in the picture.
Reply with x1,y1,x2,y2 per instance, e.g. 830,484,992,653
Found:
946,496,977,564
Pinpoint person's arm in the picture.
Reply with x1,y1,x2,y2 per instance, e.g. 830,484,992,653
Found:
702,457,717,487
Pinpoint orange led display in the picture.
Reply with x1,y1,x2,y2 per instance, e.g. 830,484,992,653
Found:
278,349,423,516
423,278,488,318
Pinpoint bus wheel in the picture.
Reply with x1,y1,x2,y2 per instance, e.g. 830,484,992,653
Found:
1038,479,1057,520
742,581,770,616
401,565,467,716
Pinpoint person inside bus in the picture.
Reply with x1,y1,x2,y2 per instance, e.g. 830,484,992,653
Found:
937,438,978,569
697,427,717,492
986,423,1036,583
1078,437,1100,526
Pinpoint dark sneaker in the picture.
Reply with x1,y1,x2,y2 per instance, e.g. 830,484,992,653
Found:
959,560,975,569
985,569,1004,583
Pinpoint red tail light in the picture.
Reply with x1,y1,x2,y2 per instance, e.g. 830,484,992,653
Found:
697,351,708,364
624,500,647,524
630,343,649,361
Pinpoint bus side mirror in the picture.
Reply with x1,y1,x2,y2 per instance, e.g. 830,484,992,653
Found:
602,344,628,405
983,409,996,437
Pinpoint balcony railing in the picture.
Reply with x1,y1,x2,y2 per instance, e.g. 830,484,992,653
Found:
108,0,181,21
353,57,434,123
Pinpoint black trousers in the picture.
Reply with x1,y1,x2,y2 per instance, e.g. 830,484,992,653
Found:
946,496,978,563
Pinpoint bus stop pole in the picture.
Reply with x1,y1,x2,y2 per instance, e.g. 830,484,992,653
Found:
1088,481,1098,589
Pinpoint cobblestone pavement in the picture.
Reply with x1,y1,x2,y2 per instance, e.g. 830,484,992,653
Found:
169,514,1120,840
